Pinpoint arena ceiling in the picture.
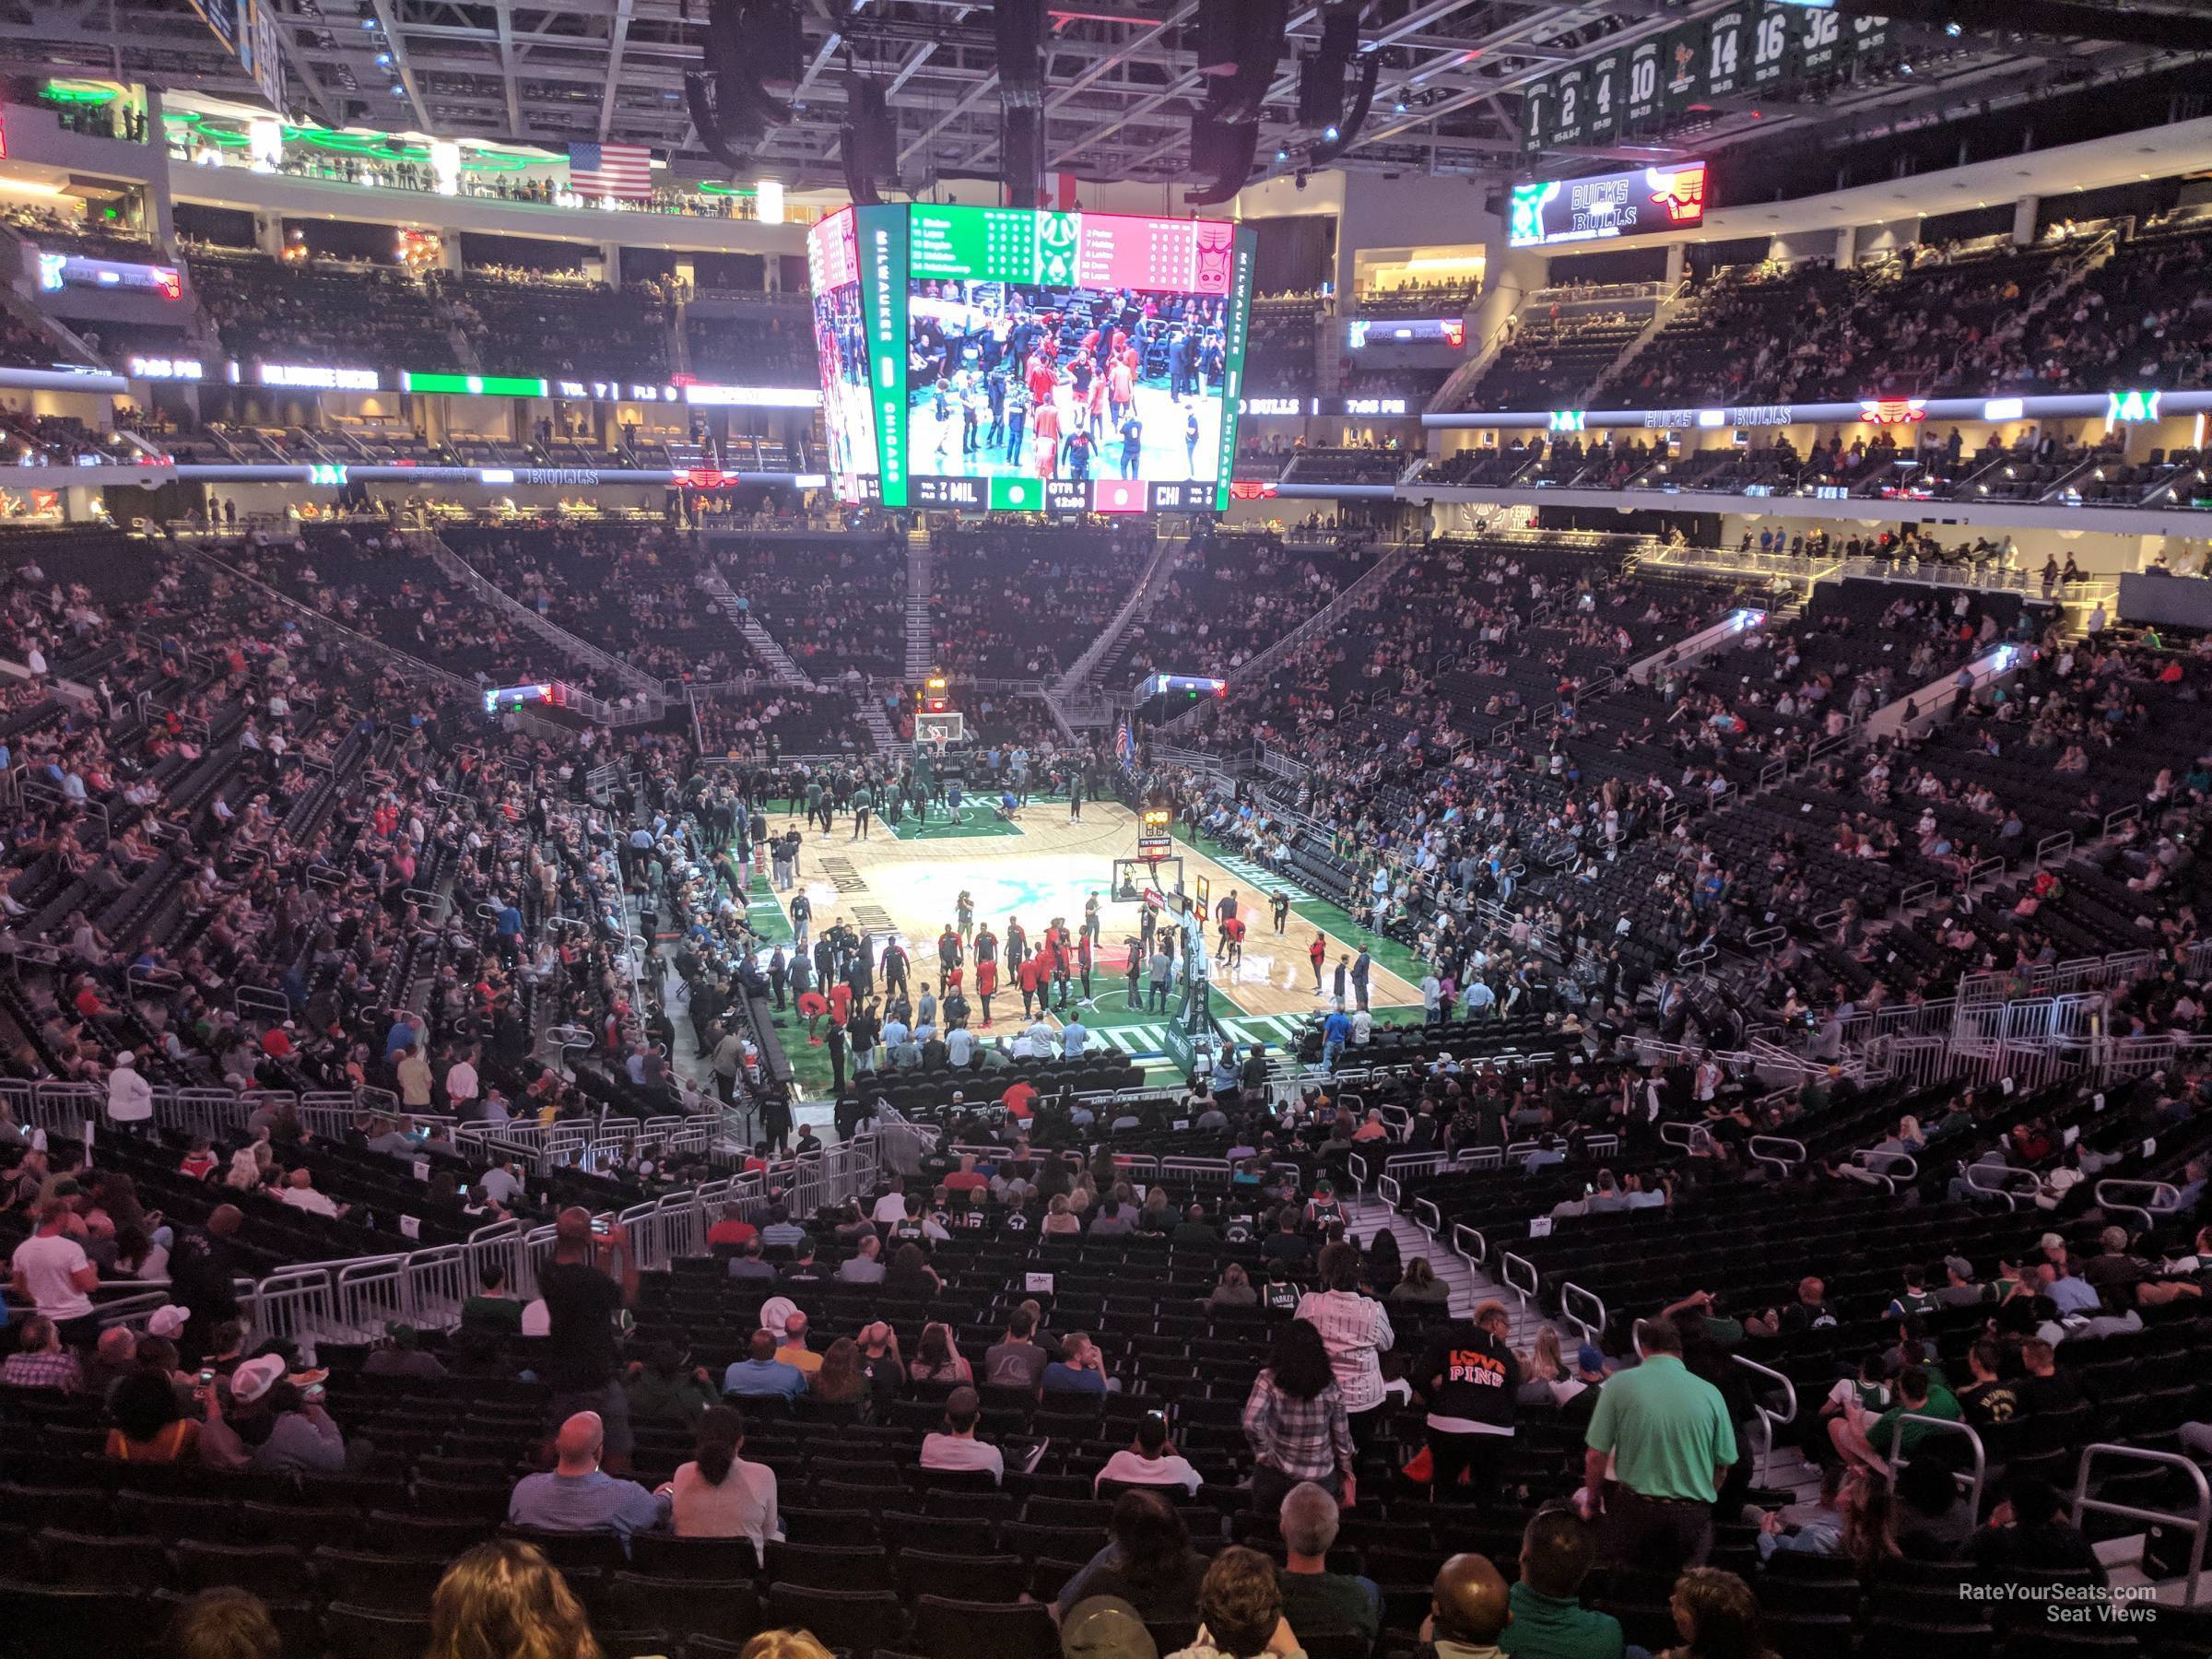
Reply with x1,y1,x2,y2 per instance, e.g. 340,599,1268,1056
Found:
6,0,2204,194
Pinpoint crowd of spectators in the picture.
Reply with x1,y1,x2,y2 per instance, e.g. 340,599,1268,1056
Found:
1468,220,2212,413
440,524,738,688
688,309,820,386
932,524,1155,682
719,533,907,682
189,253,453,380
0,499,2207,1659
1245,300,1321,395
441,273,673,382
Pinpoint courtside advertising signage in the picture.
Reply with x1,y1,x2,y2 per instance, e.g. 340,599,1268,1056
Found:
809,204,1255,513
1508,159,1708,248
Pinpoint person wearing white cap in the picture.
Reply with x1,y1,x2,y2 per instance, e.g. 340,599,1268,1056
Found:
106,1050,153,1130
199,1353,347,1478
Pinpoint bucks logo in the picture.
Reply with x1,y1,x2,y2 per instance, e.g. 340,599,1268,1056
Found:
1036,212,1079,285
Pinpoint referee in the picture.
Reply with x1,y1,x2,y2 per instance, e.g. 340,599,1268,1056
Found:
1579,1317,1736,1573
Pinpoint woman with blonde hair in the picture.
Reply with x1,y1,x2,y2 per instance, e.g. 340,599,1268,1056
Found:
428,1538,600,1659
1516,1324,1567,1403
1041,1194,1082,1237
740,1634,835,1659
223,1147,264,1192
1661,1566,1776,1659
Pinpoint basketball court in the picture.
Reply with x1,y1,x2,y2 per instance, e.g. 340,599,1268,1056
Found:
777,797,1423,1041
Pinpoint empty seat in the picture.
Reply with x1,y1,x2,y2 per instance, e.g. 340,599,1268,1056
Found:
915,1594,1060,1659
894,1551,1027,1604
606,1571,761,1641
768,1583,911,1651
312,1548,453,1614
322,1602,436,1659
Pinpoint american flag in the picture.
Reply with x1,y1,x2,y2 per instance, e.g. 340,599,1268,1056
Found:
1116,722,1135,765
569,142,653,200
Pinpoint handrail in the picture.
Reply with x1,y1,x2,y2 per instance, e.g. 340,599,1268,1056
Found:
1851,1149,1919,1195
1885,1413,1988,1519
2093,1177,2182,1236
2070,1442,2208,1607
1559,1280,1606,1342
1962,1160,2041,1211
1499,1250,1538,1308
1747,1135,1806,1174
1451,1221,1487,1266
1730,1352,1799,1476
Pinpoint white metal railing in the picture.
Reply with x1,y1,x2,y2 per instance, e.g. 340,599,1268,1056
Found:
1450,1220,1485,1265
1499,1250,1539,1307
1887,1414,1988,1519
2071,1444,2208,1606
1961,1159,2043,1209
1559,1281,1606,1342
2093,1177,2183,1234
1732,1352,1800,1477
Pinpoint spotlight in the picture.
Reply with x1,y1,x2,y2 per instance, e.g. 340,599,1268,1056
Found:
375,52,392,65
360,16,377,28
390,83,406,96
1323,124,1339,141
1899,62,1913,74
1394,100,1406,114
1275,147,1288,162
1945,20,1963,36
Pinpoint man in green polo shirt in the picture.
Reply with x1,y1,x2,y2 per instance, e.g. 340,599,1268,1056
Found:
1580,1318,1736,1572
1500,1507,1622,1659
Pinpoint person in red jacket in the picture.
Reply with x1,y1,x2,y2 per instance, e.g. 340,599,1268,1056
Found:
1018,953,1045,1020
1309,932,1326,994
1076,932,1094,1002
976,957,998,1026
1221,913,1246,972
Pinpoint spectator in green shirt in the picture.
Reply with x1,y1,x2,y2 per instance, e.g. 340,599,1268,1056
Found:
1500,1507,1622,1659
1581,1319,1737,1573
1276,1481,1382,1654
1658,1288,1745,1349
624,1342,720,1429
1833,1363,1959,1475
460,1264,524,1335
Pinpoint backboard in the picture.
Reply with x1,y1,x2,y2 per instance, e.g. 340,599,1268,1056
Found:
1111,854,1183,905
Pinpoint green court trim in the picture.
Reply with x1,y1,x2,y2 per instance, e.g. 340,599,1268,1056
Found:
742,868,795,943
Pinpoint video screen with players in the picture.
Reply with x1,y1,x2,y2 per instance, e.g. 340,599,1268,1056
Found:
809,204,1256,512
806,209,879,491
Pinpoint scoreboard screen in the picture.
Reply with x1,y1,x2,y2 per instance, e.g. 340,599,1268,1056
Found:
1507,160,1708,249
805,204,1258,513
